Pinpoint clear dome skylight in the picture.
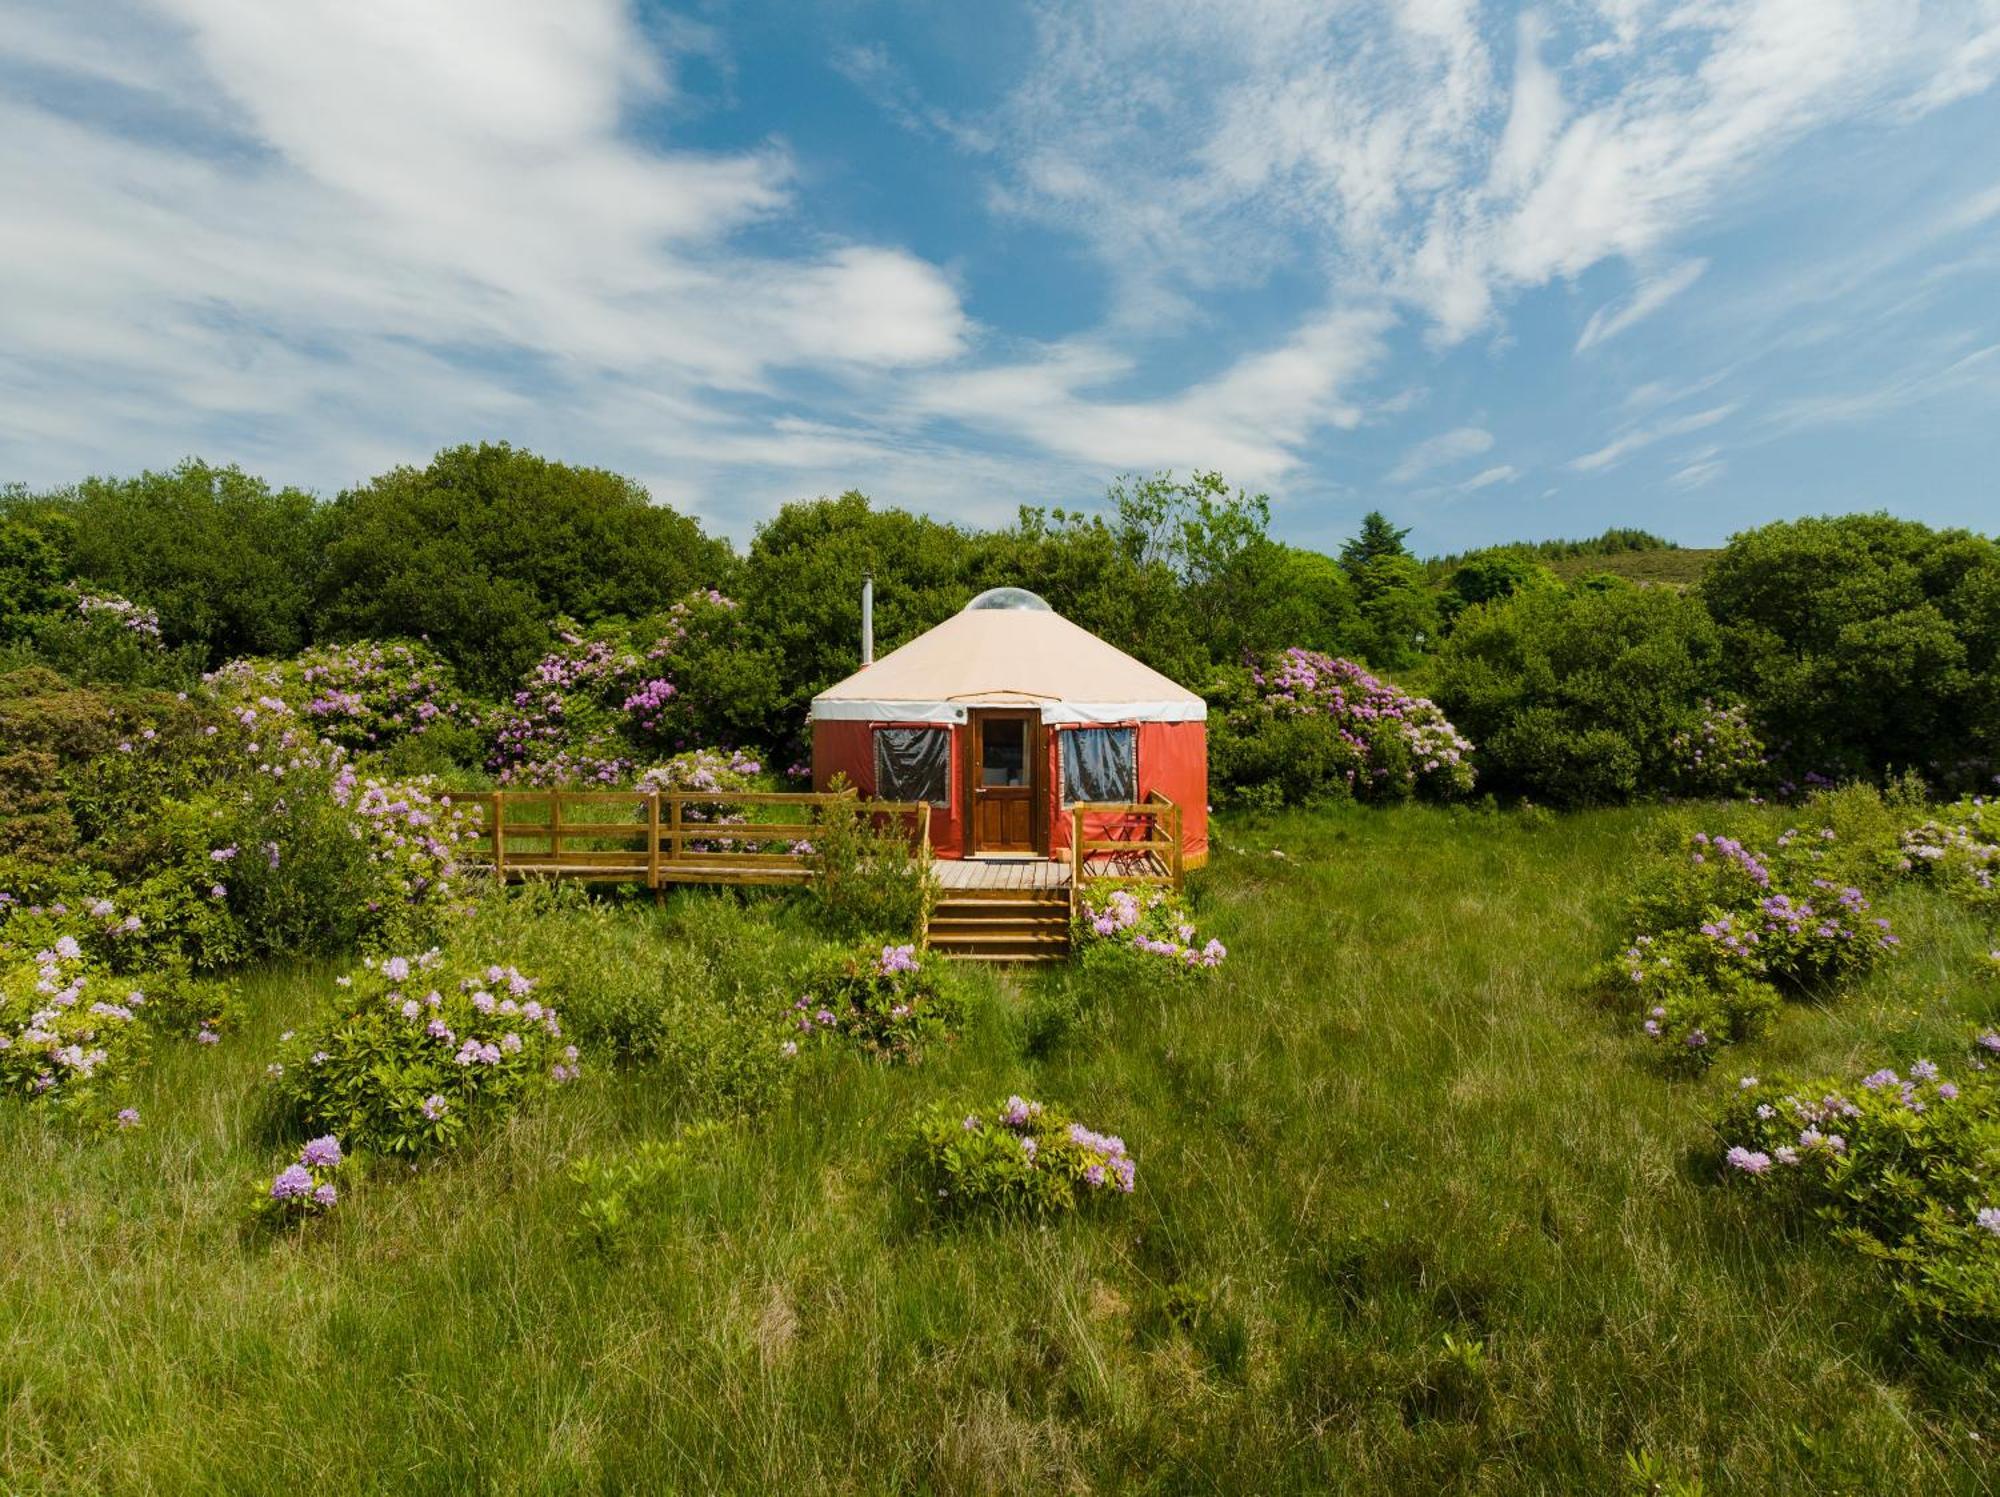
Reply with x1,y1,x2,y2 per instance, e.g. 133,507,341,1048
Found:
963,586,1053,612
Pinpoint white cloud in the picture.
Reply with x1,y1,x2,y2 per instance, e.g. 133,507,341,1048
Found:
1387,425,1493,482
1569,404,1738,473
906,307,1394,485
985,0,2000,347
1576,259,1709,353
0,0,974,531
1458,463,1519,492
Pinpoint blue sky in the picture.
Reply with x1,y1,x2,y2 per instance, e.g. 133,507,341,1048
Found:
2,1,1997,555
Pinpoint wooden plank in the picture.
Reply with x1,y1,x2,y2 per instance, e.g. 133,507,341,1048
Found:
647,793,661,890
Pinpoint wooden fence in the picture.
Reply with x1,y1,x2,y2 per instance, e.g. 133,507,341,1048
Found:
1065,792,1183,925
458,788,931,890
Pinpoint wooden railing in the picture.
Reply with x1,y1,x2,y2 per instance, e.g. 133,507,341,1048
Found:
460,789,932,890
1066,791,1184,925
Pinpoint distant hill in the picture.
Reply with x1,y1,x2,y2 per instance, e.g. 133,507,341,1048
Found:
1543,548,1721,588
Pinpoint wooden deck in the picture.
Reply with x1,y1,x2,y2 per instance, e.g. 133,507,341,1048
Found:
936,858,1069,891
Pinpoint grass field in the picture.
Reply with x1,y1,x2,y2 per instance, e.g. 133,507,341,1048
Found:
4,804,1997,1494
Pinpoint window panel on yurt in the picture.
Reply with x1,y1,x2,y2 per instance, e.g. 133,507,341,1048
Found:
873,726,951,804
1060,726,1136,804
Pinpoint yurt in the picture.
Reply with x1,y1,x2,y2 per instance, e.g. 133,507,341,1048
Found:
810,587,1207,867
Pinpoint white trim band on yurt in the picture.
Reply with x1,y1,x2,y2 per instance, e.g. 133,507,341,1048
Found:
808,698,1206,724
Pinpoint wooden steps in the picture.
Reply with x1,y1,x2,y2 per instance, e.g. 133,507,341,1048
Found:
926,892,1071,963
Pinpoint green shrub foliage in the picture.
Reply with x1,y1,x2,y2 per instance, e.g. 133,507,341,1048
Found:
1702,514,2000,787
265,951,576,1155
1715,1061,2000,1342
900,1095,1136,1217
1433,585,1734,805
790,941,963,1062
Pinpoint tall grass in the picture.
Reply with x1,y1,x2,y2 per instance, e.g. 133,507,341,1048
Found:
2,806,1995,1493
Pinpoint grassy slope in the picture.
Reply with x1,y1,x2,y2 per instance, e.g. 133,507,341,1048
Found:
1544,549,1721,588
3,806,1997,1494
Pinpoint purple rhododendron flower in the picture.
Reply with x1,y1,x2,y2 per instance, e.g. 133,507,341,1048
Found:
299,1135,342,1169
270,1164,314,1200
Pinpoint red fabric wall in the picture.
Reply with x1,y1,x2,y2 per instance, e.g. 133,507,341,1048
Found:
811,719,966,858
814,717,1206,865
1044,721,1207,866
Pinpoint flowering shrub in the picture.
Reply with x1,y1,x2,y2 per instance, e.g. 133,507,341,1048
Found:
1073,880,1226,975
1714,1063,2000,1340
791,942,963,1061
1667,700,1767,796
1891,796,1999,909
72,588,162,640
0,937,148,1120
487,596,771,786
636,748,770,849
265,950,576,1154
1606,819,1900,1068
293,639,481,754
490,629,640,785
900,1095,1136,1216
1237,649,1476,803
1617,932,1781,1071
249,1135,348,1226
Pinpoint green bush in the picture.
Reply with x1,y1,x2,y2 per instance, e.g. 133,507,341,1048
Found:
1702,513,2000,786
803,777,935,940
1891,795,2000,911
791,941,963,1062
317,443,733,693
265,950,576,1155
898,1094,1136,1217
568,1121,732,1252
1432,586,1730,805
1714,1062,2000,1343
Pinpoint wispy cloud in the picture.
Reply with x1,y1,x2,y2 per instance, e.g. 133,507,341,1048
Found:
1458,463,1519,492
1576,259,1708,353
1569,404,1738,474
1388,425,1493,483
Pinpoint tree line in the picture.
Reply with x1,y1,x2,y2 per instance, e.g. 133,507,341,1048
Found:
3,442,1995,804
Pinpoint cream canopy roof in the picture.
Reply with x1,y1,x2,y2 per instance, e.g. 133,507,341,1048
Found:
811,601,1206,725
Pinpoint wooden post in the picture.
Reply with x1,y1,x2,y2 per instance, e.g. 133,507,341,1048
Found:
492,793,506,883
549,791,563,865
648,791,662,891
1170,803,1184,889
668,795,683,864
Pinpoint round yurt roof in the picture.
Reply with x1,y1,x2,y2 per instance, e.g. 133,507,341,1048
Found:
812,598,1206,725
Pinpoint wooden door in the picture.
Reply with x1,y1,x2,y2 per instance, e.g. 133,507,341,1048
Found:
969,711,1039,854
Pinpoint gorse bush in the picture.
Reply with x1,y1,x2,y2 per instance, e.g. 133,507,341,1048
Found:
791,942,963,1062
900,1094,1136,1217
266,950,576,1155
1715,1061,2000,1342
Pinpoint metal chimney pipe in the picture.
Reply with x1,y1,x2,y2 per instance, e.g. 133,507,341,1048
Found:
861,572,874,666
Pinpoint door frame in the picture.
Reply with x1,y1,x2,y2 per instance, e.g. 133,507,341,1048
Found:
964,709,1046,857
